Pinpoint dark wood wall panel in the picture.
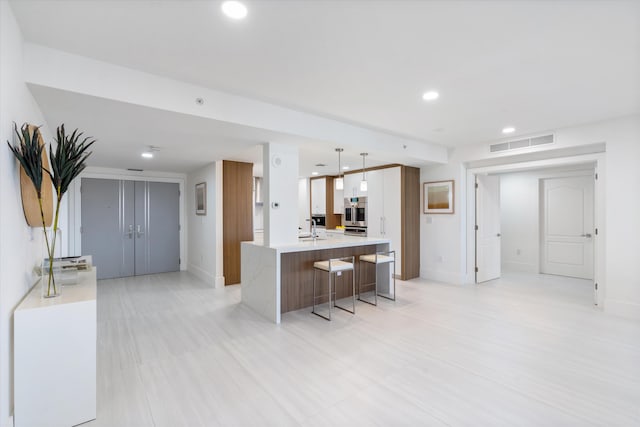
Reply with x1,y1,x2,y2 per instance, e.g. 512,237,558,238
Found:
280,243,389,313
325,177,342,229
223,160,253,285
401,166,421,280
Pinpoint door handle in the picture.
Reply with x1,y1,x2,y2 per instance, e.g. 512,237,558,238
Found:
497,233,501,237
126,225,134,239
581,233,592,238
136,225,145,238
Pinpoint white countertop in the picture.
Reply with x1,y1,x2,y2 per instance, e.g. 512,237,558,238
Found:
245,233,389,254
16,268,97,311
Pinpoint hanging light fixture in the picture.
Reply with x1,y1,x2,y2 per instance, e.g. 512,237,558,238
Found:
335,148,344,190
360,152,368,192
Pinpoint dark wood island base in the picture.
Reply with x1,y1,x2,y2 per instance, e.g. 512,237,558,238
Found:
280,243,389,313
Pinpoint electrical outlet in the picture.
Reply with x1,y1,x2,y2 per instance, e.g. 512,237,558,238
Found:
516,249,521,255
436,255,443,263
337,271,342,276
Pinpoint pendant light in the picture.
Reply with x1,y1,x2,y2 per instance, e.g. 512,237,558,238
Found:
335,148,344,190
360,152,368,192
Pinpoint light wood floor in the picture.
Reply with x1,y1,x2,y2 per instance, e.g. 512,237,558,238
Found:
88,271,640,426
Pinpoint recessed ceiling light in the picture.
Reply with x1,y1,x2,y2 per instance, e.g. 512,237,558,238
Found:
502,126,516,134
311,171,319,176
422,91,439,101
141,152,153,159
342,166,350,170
221,1,247,20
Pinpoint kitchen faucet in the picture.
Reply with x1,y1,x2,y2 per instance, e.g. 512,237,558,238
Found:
306,218,317,240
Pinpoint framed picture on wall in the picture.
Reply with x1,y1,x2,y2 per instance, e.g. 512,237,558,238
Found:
195,182,206,215
424,180,454,214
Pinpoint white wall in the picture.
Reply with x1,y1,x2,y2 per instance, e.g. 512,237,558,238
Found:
263,143,298,247
421,115,640,320
420,162,467,284
499,172,540,273
186,162,220,286
0,3,52,424
298,178,310,232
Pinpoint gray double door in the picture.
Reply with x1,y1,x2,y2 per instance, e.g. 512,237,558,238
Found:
81,178,180,280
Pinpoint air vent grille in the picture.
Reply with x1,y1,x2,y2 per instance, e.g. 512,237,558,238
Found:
489,134,554,153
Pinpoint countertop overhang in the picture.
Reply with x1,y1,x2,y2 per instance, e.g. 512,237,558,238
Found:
243,234,390,254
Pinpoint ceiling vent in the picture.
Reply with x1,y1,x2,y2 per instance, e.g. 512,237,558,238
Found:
490,134,554,153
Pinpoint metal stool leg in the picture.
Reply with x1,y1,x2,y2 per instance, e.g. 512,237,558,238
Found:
312,268,316,313
351,256,356,313
312,268,332,321
357,259,362,299
328,270,332,320
358,258,377,306
378,252,396,301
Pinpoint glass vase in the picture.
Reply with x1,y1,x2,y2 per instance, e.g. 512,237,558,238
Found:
41,228,62,298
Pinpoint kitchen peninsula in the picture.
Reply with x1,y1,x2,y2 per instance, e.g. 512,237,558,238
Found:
241,234,390,323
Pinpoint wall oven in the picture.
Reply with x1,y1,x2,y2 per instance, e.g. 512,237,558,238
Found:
344,196,367,236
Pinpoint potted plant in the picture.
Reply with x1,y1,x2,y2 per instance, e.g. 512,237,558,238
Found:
7,123,95,297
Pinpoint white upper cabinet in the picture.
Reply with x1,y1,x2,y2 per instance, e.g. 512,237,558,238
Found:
343,171,368,197
364,169,385,237
310,177,326,215
333,184,344,214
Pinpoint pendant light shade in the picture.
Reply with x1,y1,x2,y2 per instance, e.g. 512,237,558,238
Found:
360,152,368,192
335,148,344,190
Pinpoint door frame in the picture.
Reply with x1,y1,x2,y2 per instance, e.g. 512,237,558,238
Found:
69,167,187,272
465,152,605,306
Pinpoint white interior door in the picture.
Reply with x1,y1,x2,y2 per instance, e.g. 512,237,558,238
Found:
541,176,594,280
476,175,501,283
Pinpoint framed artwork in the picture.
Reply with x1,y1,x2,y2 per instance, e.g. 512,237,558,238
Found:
424,180,454,214
195,182,206,215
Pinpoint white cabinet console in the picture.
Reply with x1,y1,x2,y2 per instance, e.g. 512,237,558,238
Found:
14,268,97,427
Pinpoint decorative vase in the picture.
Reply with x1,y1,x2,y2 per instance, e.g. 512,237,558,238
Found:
41,228,62,298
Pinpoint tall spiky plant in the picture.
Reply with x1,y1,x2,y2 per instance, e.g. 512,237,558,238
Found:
6,123,57,295
44,124,95,293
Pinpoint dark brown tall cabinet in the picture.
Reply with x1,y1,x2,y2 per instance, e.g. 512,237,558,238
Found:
401,166,421,280
222,160,253,285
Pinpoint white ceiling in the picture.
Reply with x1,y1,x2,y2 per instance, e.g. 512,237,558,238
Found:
11,0,640,173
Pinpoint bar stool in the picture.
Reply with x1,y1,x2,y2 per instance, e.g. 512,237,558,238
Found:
312,256,356,321
358,250,396,305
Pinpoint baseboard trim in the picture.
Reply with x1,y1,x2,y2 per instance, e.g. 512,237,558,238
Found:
187,264,215,286
604,299,640,321
214,276,225,288
420,268,466,285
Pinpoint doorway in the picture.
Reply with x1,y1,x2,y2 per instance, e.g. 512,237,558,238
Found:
81,178,180,279
471,162,600,305
540,176,594,280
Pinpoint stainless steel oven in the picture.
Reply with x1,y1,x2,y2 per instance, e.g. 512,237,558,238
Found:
344,196,367,236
